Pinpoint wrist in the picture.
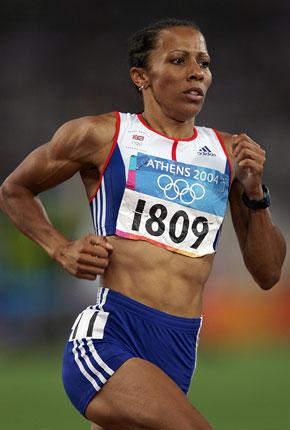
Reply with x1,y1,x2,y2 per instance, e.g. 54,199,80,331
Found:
244,187,264,200
242,185,271,210
243,186,264,200
50,237,70,262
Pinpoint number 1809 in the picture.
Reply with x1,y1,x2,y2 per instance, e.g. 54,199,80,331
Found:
131,199,209,249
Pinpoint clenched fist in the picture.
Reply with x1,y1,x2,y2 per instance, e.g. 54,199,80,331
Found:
231,133,266,199
54,234,113,280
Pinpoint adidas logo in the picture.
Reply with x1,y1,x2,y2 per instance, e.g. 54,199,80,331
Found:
197,145,216,156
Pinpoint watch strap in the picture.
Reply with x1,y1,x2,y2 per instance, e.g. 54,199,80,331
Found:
242,185,271,210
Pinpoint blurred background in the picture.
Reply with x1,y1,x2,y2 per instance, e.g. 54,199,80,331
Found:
0,0,289,429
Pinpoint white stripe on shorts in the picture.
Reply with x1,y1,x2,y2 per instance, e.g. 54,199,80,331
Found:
77,340,107,384
99,288,109,310
86,339,114,376
72,340,100,392
96,288,102,307
193,317,203,373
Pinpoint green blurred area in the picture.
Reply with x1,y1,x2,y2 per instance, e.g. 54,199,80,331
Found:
190,344,290,430
0,196,78,271
0,344,289,430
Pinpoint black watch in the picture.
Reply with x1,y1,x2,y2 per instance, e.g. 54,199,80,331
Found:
242,185,271,210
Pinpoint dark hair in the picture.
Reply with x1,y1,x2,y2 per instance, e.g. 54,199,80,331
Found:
128,18,201,70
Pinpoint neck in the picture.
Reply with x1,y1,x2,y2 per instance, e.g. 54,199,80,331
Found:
142,105,196,140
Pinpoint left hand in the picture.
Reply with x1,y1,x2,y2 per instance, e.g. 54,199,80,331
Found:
231,133,266,199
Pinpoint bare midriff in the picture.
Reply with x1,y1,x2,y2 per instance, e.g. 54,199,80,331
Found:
102,235,214,318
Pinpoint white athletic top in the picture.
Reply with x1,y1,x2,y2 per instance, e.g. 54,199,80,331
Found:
89,112,232,258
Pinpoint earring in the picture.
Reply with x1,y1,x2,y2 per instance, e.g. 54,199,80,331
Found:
138,85,144,91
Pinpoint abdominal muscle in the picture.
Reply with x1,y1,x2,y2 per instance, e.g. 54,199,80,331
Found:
102,235,215,318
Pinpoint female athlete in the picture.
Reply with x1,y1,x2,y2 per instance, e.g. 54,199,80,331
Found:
0,18,286,430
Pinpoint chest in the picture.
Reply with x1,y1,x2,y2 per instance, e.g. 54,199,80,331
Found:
117,127,229,180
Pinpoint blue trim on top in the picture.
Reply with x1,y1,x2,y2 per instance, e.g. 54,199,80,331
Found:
90,143,126,236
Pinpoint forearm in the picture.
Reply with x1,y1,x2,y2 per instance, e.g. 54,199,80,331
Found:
230,182,286,289
0,181,69,259
242,208,286,289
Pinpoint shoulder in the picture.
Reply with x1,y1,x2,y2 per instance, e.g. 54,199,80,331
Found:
48,112,118,164
51,112,117,147
214,130,234,151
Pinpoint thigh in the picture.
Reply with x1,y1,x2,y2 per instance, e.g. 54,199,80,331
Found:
86,357,212,430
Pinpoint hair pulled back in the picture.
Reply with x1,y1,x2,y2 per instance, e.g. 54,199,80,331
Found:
128,18,201,70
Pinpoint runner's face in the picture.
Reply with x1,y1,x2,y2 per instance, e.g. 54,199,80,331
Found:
146,27,212,120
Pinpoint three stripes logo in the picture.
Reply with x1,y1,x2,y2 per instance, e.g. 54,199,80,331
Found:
197,145,216,156
69,288,110,341
69,307,109,340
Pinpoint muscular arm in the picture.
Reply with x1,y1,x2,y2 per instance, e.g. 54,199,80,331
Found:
224,132,286,290
0,113,116,279
230,180,286,289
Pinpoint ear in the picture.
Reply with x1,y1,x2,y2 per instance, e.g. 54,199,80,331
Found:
130,67,150,91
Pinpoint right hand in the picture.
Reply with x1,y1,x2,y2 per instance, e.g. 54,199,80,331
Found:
54,234,113,280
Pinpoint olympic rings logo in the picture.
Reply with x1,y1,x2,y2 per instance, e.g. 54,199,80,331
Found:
157,175,206,205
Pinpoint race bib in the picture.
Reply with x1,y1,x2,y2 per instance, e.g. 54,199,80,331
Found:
115,153,230,257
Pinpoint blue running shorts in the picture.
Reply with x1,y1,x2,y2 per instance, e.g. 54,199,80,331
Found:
62,287,202,416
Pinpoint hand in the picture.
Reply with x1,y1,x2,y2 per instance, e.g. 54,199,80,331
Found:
231,133,266,199
54,234,113,280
